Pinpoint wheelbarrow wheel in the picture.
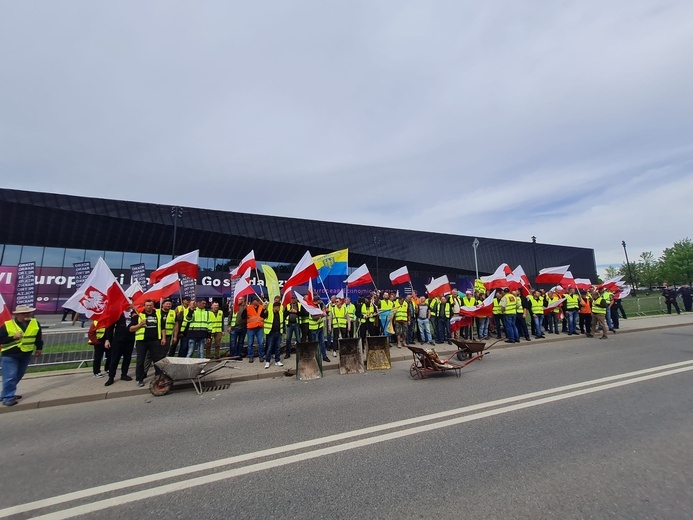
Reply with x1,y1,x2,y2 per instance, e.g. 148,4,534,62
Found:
149,375,173,396
456,350,468,362
409,362,423,380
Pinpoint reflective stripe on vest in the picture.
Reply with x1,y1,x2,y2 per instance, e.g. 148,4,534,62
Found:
246,305,264,329
361,304,376,323
346,303,356,322
135,310,162,341
2,319,39,353
161,310,177,335
93,320,106,339
209,310,223,333
592,297,607,314
527,296,544,315
503,295,516,315
565,294,580,310
309,314,324,330
395,302,408,321
264,309,284,334
187,309,210,332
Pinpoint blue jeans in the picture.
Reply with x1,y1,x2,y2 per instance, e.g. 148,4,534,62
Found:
265,331,282,362
533,315,545,337
477,317,489,338
605,309,614,331
503,315,519,342
246,328,265,359
1,354,31,403
545,313,559,333
311,329,327,358
436,318,450,343
417,318,432,342
285,323,300,355
380,310,391,337
566,310,578,334
186,337,206,358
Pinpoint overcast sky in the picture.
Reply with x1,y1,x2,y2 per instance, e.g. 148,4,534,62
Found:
2,1,692,274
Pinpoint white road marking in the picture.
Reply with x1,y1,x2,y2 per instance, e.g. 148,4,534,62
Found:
2,360,692,518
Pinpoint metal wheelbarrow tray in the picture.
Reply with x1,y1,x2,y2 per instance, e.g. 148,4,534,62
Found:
450,338,500,361
407,346,487,380
150,357,230,396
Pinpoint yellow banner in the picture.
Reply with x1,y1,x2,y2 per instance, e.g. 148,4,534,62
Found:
261,264,281,303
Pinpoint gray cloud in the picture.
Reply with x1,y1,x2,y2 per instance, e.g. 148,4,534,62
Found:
1,0,692,272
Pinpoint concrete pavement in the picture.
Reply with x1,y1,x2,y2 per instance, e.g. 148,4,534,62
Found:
2,312,692,413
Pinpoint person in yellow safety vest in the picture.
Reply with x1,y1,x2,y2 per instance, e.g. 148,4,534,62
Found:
228,296,247,359
183,298,212,360
359,296,378,343
500,288,519,343
602,289,616,332
160,299,179,355
207,301,224,359
527,289,547,339
545,291,561,334
513,288,531,341
588,287,609,339
263,301,285,368
1,304,43,406
329,298,351,357
492,292,504,339
87,318,110,378
344,297,357,339
129,299,167,387
284,295,302,360
241,297,268,363
448,289,462,339
379,292,394,337
174,297,191,356
405,294,417,345
393,295,410,348
461,289,476,340
563,287,582,336
428,295,440,342
435,295,453,345
308,297,330,362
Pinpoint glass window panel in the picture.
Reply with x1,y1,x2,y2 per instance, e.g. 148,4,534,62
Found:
1,244,22,266
42,247,66,267
104,251,123,270
158,254,172,266
85,249,104,267
141,253,158,269
63,248,85,266
122,252,142,269
20,246,44,265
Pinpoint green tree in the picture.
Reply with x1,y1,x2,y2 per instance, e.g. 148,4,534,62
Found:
604,265,619,280
660,238,693,285
637,251,660,289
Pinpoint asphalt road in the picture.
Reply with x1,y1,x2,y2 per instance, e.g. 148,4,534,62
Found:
2,326,693,519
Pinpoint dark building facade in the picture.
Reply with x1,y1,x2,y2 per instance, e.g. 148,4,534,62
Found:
0,188,596,311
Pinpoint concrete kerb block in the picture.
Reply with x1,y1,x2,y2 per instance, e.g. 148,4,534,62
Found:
37,393,106,409
0,401,40,413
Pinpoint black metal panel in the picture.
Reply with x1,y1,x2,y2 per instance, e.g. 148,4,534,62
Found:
0,188,597,280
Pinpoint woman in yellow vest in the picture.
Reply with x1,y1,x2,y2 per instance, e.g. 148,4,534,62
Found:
1,305,43,407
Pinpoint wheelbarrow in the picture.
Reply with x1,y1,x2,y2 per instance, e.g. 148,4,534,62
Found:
149,357,231,396
450,338,501,361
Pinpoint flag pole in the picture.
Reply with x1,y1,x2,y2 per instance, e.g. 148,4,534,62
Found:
317,275,329,304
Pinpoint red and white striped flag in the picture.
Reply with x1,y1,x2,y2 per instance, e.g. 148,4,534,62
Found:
232,268,255,312
281,286,294,307
544,297,566,314
0,293,11,324
63,258,130,329
597,276,624,291
124,280,144,303
425,275,452,297
459,290,496,318
574,278,592,291
230,250,256,279
134,274,180,306
284,251,319,289
305,279,315,306
481,263,512,290
389,266,410,285
507,265,531,294
559,271,575,288
535,265,570,285
150,250,199,284
345,264,373,288
294,291,324,317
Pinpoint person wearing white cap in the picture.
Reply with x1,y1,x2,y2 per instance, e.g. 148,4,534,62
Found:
0,305,43,406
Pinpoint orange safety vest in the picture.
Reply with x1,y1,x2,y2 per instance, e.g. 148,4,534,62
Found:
246,305,264,329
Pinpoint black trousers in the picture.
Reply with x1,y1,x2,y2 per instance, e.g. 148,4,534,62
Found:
516,315,530,340
92,343,111,375
579,313,592,335
666,299,681,314
108,339,135,379
135,340,166,382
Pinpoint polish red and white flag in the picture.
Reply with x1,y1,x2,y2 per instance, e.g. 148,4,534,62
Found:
544,297,567,314
305,279,315,306
335,289,344,300
294,291,324,318
284,251,319,289
481,263,512,290
232,268,255,312
389,266,411,285
64,258,130,329
425,275,452,297
574,278,592,291
281,286,294,307
124,280,144,303
230,250,256,279
559,271,575,288
133,274,180,306
150,250,199,284
507,265,531,294
535,265,570,285
345,264,373,288
615,286,631,299
597,276,624,291
0,293,11,324
459,290,496,318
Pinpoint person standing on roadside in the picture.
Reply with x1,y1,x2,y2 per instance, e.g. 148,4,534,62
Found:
662,283,681,315
679,285,692,312
0,305,43,407
131,299,167,387
87,319,110,378
588,288,609,339
103,304,137,387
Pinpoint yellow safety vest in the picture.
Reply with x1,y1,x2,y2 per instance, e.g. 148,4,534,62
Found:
502,294,516,315
565,294,580,310
161,310,177,336
208,310,224,333
2,319,40,353
332,305,348,328
186,308,210,332
264,308,285,334
527,296,545,315
394,302,409,321
592,296,608,315
361,303,376,323
135,310,162,341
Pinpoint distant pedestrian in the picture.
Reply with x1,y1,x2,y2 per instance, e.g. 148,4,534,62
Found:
0,305,43,406
662,283,681,315
678,285,692,312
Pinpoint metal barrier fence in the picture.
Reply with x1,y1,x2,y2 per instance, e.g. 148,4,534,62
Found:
621,296,671,317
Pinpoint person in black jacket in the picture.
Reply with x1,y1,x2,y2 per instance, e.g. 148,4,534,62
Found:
662,283,681,315
679,285,692,312
102,305,138,387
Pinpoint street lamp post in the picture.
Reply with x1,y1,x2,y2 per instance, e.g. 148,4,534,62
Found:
622,240,636,296
472,238,480,280
374,235,380,288
171,206,183,257
531,236,538,283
